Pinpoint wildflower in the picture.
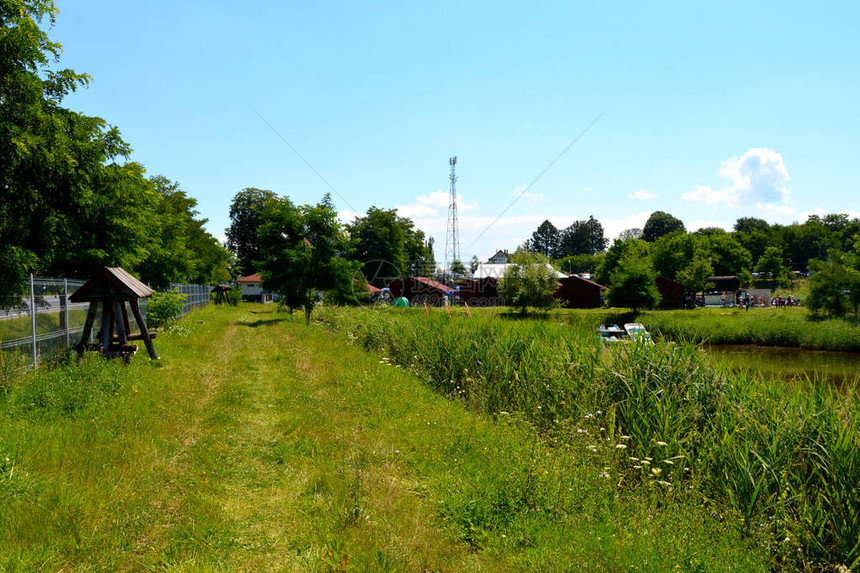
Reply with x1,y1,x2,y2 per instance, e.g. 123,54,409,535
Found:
615,444,627,450
651,467,662,476
658,480,672,487
599,471,610,478
584,413,593,420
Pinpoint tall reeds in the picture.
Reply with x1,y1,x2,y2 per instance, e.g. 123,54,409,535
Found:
317,306,860,570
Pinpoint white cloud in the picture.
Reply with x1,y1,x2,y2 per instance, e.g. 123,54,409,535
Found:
630,189,656,200
395,190,479,219
599,211,653,241
337,209,360,224
797,208,860,222
682,148,791,210
510,184,544,203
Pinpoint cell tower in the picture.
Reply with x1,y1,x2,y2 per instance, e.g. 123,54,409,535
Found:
444,156,460,276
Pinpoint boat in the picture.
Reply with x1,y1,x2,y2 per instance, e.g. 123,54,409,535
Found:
597,323,652,343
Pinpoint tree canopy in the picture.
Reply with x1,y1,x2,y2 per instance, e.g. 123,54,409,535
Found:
642,211,686,242
499,252,559,314
0,1,230,295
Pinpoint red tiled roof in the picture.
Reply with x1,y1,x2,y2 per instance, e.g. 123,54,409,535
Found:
412,276,454,292
237,273,263,283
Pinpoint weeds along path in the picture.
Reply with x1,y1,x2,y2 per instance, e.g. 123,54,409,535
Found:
1,305,770,571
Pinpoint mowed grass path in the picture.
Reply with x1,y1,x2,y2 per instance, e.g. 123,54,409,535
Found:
1,306,768,571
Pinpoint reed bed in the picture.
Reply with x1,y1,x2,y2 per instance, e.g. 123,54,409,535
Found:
316,306,860,570
639,307,860,351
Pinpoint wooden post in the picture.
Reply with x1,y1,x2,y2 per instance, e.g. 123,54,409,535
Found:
114,301,128,345
129,300,158,359
100,301,111,350
78,301,99,353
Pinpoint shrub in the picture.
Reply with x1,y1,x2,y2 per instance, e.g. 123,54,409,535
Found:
147,289,187,328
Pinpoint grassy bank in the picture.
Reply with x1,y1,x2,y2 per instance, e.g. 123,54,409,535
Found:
636,307,860,351
317,305,860,570
1,305,769,571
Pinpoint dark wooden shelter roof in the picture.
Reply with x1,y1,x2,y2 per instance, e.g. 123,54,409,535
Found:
69,267,153,303
211,284,232,293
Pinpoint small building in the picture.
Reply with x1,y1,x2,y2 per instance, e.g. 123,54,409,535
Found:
390,276,454,306
704,275,741,306
237,273,273,303
458,277,504,307
655,276,688,309
556,275,607,308
487,249,509,264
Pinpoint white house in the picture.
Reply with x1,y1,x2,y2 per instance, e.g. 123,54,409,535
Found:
236,273,273,303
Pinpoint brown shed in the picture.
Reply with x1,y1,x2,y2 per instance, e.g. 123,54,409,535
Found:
390,276,453,306
556,275,607,308
69,267,158,359
457,277,504,307
655,276,688,309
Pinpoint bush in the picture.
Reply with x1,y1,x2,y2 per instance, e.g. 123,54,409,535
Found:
147,289,187,328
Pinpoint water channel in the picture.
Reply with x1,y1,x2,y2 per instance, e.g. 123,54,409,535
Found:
705,345,860,384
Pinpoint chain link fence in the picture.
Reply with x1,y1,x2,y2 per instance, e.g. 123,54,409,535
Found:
1,276,211,376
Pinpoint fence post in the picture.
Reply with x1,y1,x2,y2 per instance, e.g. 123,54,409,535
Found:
62,279,69,346
30,273,37,368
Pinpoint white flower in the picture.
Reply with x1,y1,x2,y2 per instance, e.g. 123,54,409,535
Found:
615,444,627,449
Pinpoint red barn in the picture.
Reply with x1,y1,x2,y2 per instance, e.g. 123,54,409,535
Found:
655,276,687,309
457,278,504,307
555,275,607,308
389,277,454,306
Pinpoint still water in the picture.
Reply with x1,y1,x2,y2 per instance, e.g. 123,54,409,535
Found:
706,345,860,384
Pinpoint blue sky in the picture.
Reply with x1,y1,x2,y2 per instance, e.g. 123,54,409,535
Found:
52,1,859,265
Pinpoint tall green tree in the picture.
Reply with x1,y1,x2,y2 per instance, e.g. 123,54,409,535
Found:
257,194,351,324
0,0,154,293
650,231,698,280
347,207,430,284
754,246,788,281
559,216,608,257
529,220,561,258
699,232,752,277
605,252,660,312
226,187,277,276
642,211,686,242
594,238,649,286
499,252,559,314
806,255,854,318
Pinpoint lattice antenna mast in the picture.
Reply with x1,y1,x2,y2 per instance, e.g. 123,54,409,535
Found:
444,156,460,275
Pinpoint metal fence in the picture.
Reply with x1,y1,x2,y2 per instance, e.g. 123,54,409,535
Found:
1,276,211,376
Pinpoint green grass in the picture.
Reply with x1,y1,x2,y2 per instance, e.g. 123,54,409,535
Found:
0,304,771,571
316,305,860,570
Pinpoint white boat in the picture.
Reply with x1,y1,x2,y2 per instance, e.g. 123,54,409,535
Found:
597,323,652,343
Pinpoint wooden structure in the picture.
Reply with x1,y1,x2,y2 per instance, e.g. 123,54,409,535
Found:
555,275,607,308
457,277,504,307
390,276,454,306
655,276,688,309
212,284,231,305
69,267,158,360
